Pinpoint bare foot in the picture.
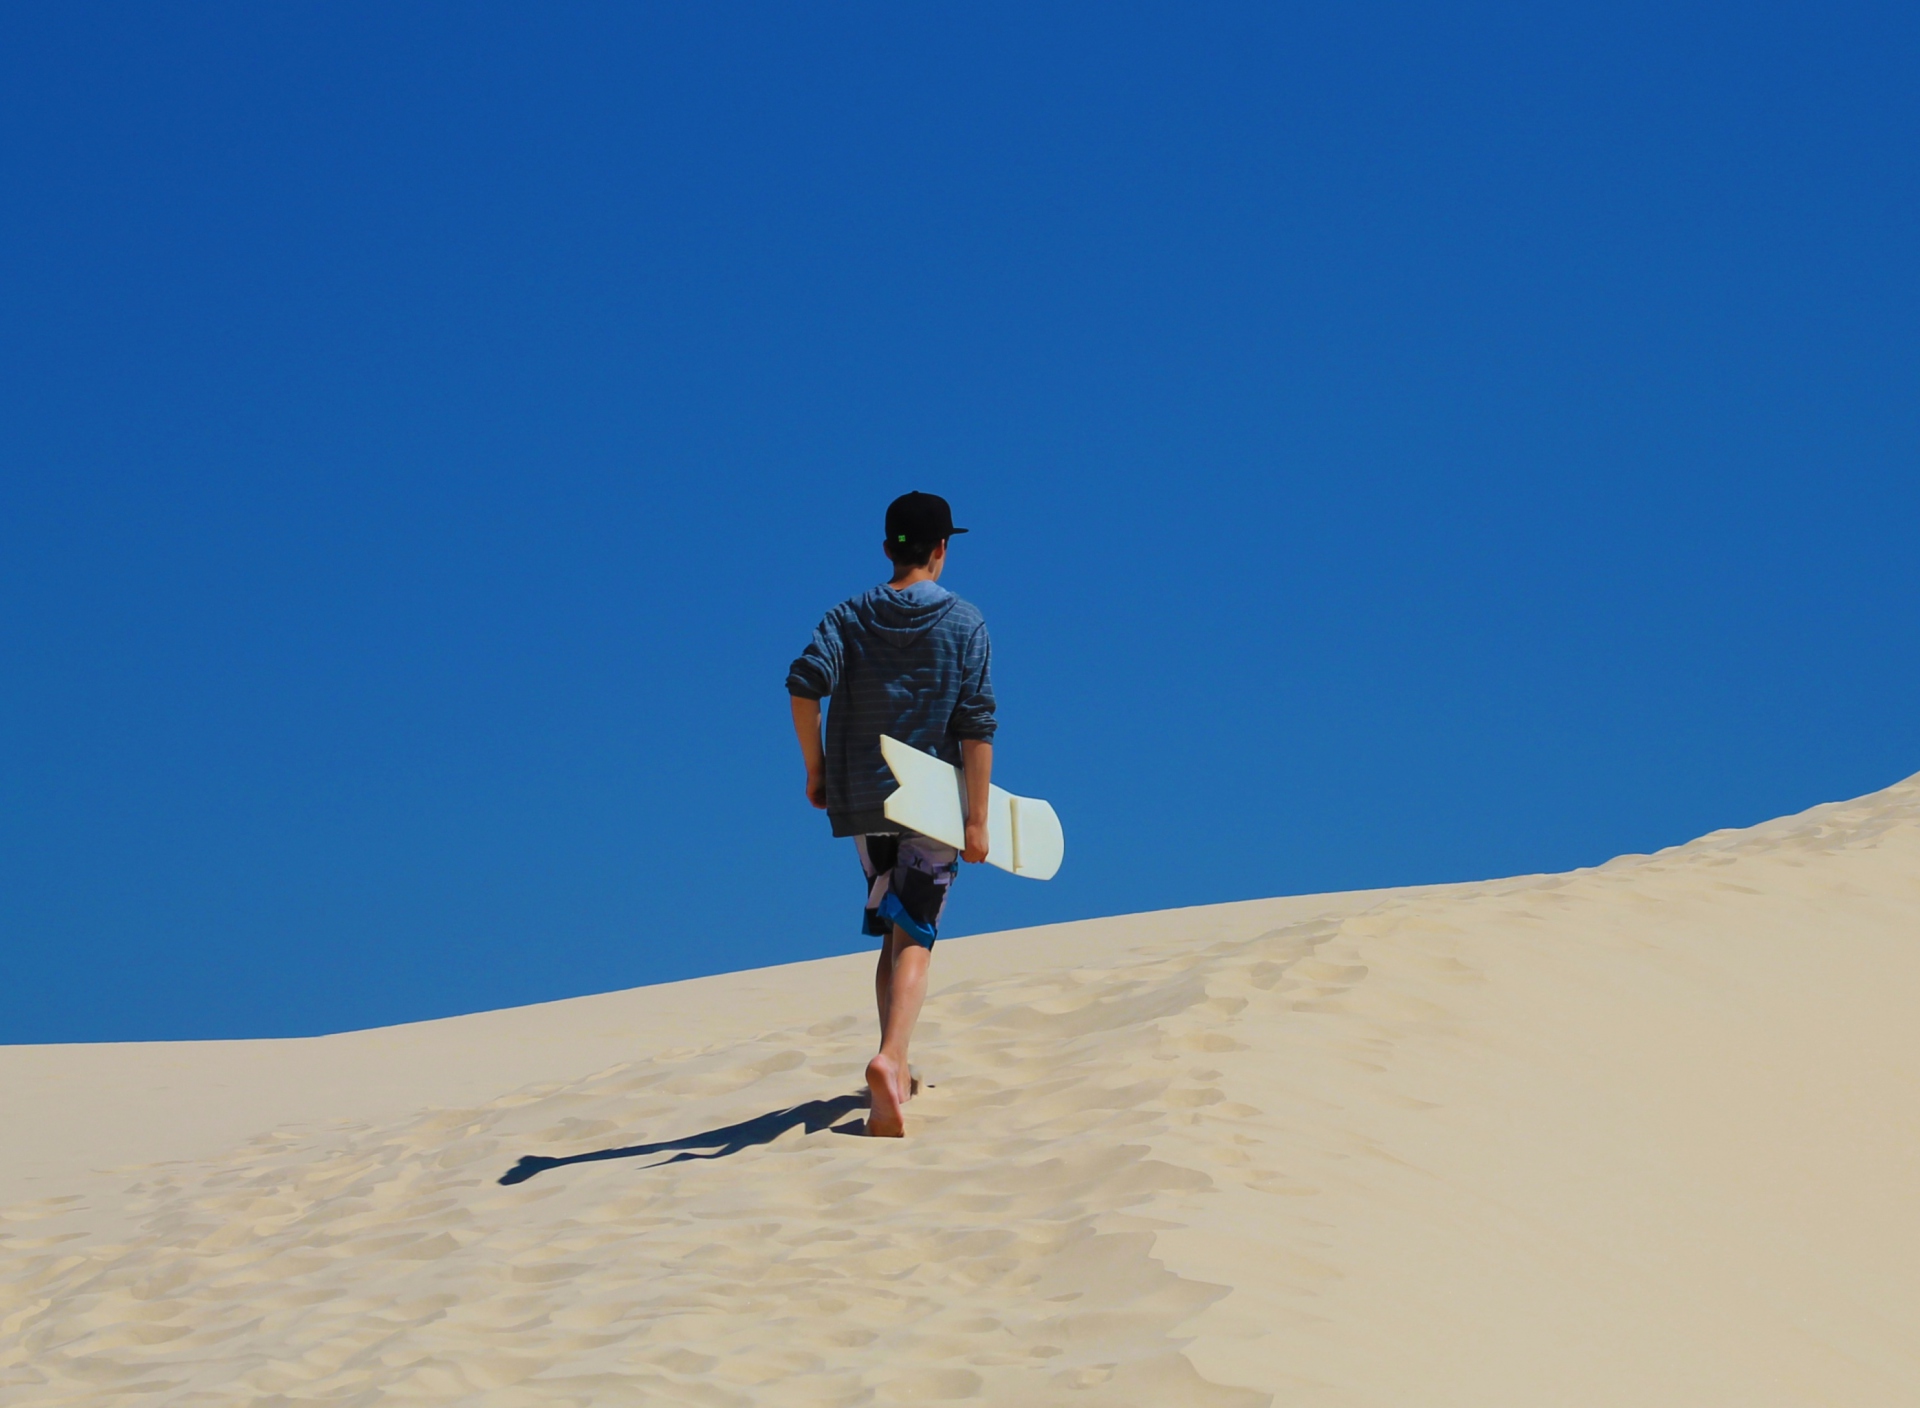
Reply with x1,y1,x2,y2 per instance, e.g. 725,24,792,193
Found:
866,1055,905,1137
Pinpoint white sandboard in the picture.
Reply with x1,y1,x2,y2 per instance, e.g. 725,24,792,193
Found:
879,734,1064,880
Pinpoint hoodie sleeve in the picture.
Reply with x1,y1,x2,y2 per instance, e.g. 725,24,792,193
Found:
786,608,844,700
948,620,997,741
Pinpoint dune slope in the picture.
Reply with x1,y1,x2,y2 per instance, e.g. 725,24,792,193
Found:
3,774,1917,1406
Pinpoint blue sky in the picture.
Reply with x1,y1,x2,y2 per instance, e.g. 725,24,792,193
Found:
3,3,1916,1043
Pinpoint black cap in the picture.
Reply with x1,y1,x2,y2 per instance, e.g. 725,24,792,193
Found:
885,491,968,546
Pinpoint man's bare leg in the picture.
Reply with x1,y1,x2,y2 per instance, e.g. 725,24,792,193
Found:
867,926,930,1138
875,943,917,1103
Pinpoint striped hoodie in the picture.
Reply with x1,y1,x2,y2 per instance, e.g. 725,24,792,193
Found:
786,580,996,837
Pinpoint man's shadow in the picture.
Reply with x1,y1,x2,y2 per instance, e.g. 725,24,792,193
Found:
498,1092,869,1186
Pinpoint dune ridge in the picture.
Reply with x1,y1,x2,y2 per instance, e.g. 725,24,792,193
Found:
3,774,1918,1405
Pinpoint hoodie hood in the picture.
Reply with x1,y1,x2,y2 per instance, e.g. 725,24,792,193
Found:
849,580,958,647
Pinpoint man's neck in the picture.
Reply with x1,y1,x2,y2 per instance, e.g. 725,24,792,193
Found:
887,568,941,590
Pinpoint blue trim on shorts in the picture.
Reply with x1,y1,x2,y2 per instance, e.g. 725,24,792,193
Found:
877,891,938,948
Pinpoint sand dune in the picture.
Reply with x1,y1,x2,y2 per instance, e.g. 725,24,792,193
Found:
3,775,1917,1405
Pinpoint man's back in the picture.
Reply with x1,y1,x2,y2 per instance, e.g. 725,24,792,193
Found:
786,579,994,837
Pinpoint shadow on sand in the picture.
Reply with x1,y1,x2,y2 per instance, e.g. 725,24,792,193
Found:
498,1093,869,1185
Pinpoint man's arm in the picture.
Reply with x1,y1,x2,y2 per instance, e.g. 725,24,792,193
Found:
791,695,827,809
960,738,992,863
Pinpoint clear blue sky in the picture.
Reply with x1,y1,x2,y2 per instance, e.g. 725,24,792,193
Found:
3,4,1915,1043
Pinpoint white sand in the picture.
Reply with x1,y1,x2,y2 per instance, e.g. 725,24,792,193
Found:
3,775,1916,1406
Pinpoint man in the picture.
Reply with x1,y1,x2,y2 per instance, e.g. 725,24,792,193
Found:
786,491,995,1138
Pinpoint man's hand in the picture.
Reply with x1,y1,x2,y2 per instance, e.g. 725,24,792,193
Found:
959,737,993,863
791,696,828,811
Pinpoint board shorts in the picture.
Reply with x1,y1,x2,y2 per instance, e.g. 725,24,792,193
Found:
856,833,960,949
